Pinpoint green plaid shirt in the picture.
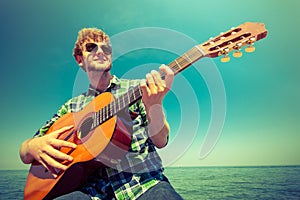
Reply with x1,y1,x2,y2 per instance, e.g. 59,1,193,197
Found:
34,76,166,200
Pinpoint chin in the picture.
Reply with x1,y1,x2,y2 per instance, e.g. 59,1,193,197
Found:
88,64,112,72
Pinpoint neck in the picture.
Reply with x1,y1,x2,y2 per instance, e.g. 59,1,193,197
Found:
87,70,113,92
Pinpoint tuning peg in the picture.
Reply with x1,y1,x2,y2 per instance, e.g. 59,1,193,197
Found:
233,43,243,58
220,48,230,62
245,44,255,53
233,50,243,58
221,54,230,63
245,37,256,53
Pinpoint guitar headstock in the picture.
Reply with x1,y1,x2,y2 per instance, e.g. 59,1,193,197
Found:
198,22,268,62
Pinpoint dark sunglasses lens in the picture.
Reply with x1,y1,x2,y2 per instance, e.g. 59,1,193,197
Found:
86,43,97,52
101,45,112,55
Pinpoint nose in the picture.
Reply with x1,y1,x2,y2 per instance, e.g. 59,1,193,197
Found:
95,45,105,55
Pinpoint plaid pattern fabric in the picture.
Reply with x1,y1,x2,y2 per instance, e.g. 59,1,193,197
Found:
34,75,165,200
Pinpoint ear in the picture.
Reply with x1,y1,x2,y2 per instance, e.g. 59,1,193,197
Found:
75,55,83,65
75,55,86,71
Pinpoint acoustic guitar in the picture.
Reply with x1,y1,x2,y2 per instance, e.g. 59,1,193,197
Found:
24,22,268,199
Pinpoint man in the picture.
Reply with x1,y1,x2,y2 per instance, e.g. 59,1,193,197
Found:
19,28,183,199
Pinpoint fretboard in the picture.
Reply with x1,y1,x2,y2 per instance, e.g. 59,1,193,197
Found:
92,45,205,128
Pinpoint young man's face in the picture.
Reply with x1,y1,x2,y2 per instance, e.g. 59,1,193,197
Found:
80,39,112,72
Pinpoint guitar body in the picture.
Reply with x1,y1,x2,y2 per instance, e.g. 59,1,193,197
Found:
24,92,132,200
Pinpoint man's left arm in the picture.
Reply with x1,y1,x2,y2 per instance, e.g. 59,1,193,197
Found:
140,64,174,148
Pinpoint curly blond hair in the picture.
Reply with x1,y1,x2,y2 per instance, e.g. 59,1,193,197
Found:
73,28,110,60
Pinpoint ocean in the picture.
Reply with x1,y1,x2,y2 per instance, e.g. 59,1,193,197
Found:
1,166,299,199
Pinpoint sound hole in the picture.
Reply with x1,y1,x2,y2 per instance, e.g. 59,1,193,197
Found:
78,116,93,139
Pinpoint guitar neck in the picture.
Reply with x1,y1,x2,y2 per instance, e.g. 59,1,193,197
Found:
91,45,205,127
167,45,206,76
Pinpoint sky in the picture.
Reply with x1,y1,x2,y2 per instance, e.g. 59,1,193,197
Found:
0,0,299,170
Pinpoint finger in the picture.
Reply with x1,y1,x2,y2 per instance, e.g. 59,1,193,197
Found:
146,73,158,94
51,125,74,138
39,156,59,178
47,165,59,178
159,64,173,74
45,145,73,162
37,157,55,177
151,70,165,92
159,65,174,90
40,153,68,172
49,138,77,149
140,79,151,96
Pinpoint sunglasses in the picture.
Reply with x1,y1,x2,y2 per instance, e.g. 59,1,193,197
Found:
85,43,112,55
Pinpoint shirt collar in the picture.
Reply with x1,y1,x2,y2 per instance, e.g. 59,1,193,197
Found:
87,75,120,96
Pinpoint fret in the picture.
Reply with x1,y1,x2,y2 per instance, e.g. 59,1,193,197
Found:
92,112,96,129
133,88,137,100
122,94,125,109
93,112,96,128
113,101,116,116
138,86,142,98
189,48,200,61
133,87,139,101
123,94,127,106
102,108,104,123
130,88,135,103
109,103,112,117
99,111,101,126
127,90,131,103
127,92,130,104
106,104,109,120
107,104,110,119
178,55,188,67
132,87,136,100
184,52,193,63
99,111,101,125
103,108,105,122
194,45,205,57
168,61,177,74
140,86,143,97
100,108,103,124
175,59,181,70
96,111,98,127
96,111,99,127
103,106,105,121
105,104,108,120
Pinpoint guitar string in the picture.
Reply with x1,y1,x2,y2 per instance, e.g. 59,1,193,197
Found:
85,46,204,132
97,47,202,125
